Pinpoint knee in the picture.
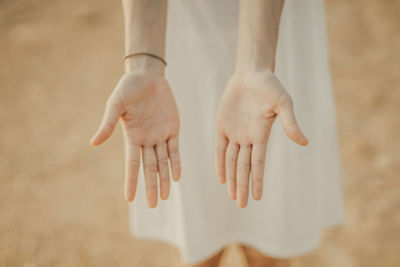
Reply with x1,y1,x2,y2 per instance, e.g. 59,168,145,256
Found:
178,248,225,267
240,245,291,267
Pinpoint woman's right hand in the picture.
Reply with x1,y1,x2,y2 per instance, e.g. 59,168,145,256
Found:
90,61,181,208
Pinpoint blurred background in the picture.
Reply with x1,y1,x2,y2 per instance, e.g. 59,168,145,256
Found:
0,0,399,266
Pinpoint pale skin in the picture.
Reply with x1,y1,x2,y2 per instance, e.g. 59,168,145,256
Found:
90,0,180,208
91,0,306,266
215,0,308,210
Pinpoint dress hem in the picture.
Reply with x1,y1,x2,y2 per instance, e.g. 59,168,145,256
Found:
129,218,344,265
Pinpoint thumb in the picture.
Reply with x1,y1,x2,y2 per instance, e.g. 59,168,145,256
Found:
276,93,308,146
90,98,122,146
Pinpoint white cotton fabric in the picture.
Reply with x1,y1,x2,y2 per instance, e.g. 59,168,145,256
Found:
129,0,345,264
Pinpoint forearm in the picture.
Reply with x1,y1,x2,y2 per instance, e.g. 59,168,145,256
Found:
235,0,284,74
122,0,167,73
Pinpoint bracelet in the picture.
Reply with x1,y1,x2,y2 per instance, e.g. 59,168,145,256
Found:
123,52,167,66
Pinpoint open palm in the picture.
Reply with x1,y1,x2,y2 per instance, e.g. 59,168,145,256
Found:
91,71,181,208
216,71,308,207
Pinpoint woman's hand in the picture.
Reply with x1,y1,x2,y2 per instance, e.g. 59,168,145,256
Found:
90,67,181,208
215,71,308,207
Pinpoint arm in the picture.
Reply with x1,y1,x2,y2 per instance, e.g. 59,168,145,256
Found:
215,0,308,208
122,0,167,74
235,0,283,73
91,0,181,208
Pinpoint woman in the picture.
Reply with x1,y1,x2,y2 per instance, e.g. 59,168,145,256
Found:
90,0,345,266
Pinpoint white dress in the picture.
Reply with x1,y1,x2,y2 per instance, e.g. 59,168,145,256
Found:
129,0,345,264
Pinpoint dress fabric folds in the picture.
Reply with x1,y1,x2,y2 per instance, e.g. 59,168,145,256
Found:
129,0,345,264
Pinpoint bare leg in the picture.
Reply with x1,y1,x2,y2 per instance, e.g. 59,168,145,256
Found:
241,245,291,267
176,248,225,267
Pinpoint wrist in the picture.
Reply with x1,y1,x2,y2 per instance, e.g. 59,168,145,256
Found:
233,66,274,77
234,62,275,76
124,55,165,75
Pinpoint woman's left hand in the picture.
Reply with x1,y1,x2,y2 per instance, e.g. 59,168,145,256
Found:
215,71,308,207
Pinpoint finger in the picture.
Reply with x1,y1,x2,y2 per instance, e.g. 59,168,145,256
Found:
215,134,228,184
277,94,308,146
225,142,239,200
90,98,122,146
142,145,158,208
156,143,170,200
124,142,141,202
167,136,181,181
236,145,251,208
251,143,267,200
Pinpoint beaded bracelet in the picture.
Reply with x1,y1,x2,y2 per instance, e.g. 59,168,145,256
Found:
123,52,167,66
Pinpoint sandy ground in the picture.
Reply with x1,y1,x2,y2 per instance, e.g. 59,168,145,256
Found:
0,0,399,266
